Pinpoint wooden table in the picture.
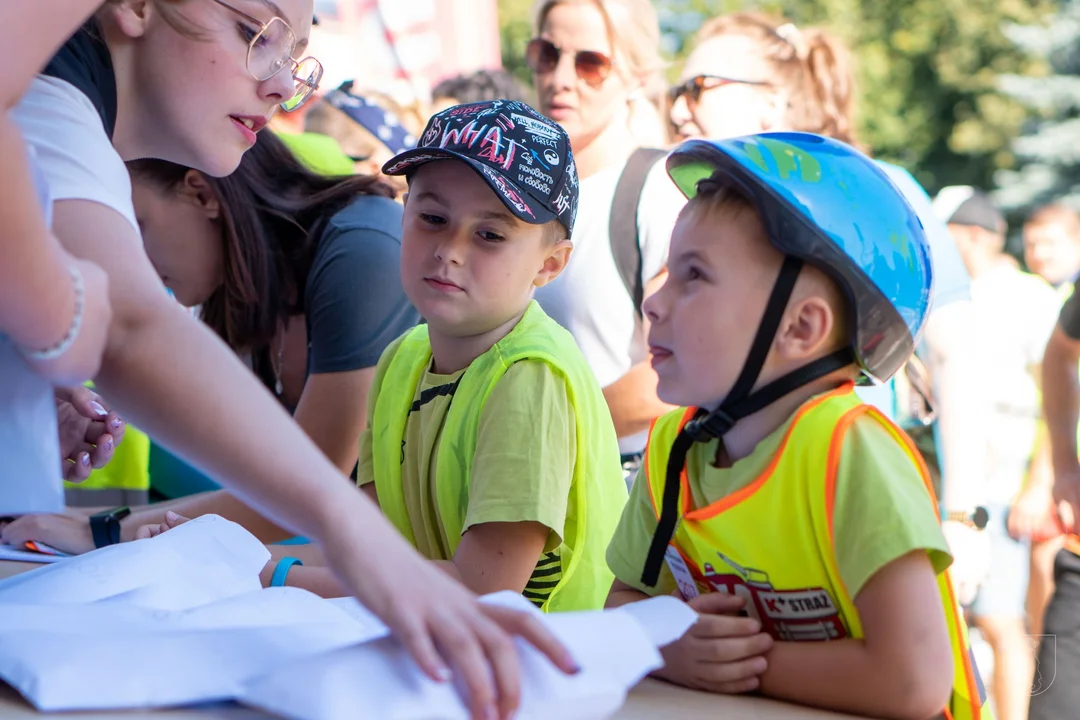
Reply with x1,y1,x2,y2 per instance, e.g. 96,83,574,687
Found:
0,561,861,719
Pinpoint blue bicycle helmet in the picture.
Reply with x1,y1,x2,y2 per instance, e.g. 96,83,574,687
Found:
641,132,934,588
666,132,933,385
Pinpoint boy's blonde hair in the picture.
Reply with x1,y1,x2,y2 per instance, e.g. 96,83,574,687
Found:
694,12,857,147
686,175,851,347
533,0,667,147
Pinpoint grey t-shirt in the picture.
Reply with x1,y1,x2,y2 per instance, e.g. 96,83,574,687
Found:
303,194,419,374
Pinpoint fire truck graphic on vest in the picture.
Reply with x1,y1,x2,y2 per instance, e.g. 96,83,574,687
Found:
704,552,849,642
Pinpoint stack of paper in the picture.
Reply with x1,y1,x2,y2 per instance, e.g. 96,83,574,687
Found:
0,515,696,719
241,593,695,720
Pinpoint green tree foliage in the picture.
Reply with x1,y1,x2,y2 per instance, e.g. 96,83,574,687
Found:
499,0,536,87
995,0,1080,218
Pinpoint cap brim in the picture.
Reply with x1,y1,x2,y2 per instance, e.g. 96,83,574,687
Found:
383,148,558,227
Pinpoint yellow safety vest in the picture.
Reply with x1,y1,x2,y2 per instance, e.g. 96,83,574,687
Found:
643,384,990,719
371,301,628,611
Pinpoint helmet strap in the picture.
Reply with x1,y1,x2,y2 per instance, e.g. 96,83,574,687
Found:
641,256,855,587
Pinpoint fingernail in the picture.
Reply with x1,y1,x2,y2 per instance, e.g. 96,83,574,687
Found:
103,438,113,451
110,418,124,430
484,705,498,720
80,453,91,466
435,665,452,683
89,402,108,417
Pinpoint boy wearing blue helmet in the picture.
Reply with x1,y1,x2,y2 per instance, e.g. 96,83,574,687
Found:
606,133,990,719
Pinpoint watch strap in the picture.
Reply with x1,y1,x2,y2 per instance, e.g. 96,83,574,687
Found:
89,506,131,549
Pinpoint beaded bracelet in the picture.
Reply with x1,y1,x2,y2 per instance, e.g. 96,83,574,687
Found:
20,264,85,361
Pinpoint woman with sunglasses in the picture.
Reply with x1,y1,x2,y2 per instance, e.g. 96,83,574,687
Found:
2,2,577,716
526,0,686,473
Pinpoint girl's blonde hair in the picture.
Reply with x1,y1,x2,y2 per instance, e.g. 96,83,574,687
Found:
533,0,668,147
695,12,857,146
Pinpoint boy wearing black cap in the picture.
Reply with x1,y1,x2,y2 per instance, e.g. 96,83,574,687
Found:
349,100,628,611
934,186,1060,720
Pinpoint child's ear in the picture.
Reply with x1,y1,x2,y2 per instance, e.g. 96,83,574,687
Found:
180,170,221,220
776,296,835,360
103,0,153,39
534,239,573,288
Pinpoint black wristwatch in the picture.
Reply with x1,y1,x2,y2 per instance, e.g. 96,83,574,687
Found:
90,506,131,549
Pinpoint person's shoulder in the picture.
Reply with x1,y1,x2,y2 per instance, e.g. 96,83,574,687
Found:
641,150,686,207
326,194,403,237
309,195,404,272
838,408,921,474
1011,266,1060,300
372,329,417,377
17,75,103,132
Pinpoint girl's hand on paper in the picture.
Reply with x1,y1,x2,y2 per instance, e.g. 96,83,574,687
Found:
653,592,773,694
134,511,190,540
322,529,580,720
0,513,94,555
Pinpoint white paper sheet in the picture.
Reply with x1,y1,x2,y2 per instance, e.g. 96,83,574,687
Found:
0,514,268,609
240,592,698,720
0,545,64,564
0,517,697,718
0,587,386,711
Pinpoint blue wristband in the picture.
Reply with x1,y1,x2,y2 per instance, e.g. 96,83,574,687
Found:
270,556,303,587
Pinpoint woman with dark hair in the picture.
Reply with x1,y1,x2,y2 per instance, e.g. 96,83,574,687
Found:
127,129,419,477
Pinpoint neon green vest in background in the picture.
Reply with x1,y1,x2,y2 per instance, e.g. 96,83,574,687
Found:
371,301,628,612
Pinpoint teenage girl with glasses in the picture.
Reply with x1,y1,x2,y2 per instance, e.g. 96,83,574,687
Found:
527,0,687,474
1,3,576,717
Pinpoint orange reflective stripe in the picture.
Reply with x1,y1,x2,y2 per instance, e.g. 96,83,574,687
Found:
865,407,940,508
824,405,869,542
688,383,857,522
943,570,984,718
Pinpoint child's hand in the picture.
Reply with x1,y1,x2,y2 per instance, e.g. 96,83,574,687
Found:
134,511,190,540
654,592,773,694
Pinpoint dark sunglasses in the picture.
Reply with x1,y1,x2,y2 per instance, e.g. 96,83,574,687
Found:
669,74,770,105
525,38,613,86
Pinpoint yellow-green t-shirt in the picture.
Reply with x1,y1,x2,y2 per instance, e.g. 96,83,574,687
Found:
358,346,575,607
606,407,952,599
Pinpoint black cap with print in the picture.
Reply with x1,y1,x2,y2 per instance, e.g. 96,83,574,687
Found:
382,100,579,236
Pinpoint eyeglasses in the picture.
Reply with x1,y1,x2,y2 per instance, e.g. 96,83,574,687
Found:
669,75,770,105
211,0,323,112
525,38,613,86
